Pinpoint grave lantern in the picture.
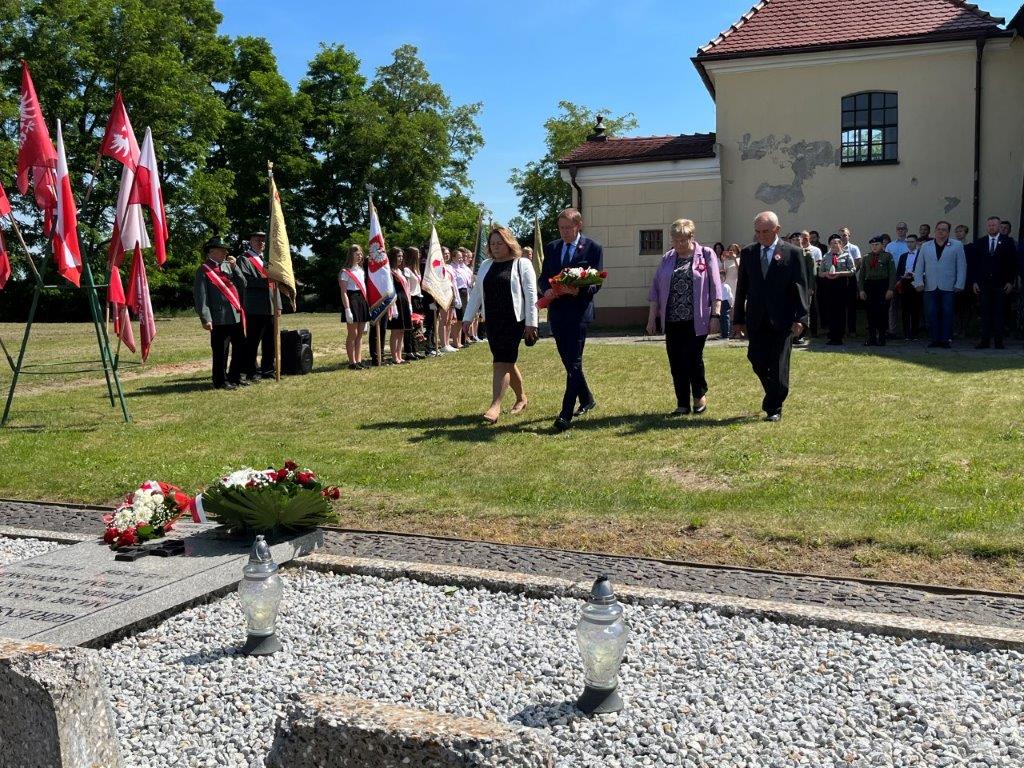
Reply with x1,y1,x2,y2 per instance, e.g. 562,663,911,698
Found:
238,535,283,655
575,575,628,715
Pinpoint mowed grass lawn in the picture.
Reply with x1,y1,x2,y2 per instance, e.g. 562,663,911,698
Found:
1,313,1023,588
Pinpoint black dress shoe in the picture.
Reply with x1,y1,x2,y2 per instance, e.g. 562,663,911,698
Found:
232,379,249,387
219,382,238,391
248,374,262,383
553,417,571,432
764,412,782,422
574,400,597,418
693,401,708,414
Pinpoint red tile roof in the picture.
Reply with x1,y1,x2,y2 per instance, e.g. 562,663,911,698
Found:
559,133,716,168
697,0,1004,59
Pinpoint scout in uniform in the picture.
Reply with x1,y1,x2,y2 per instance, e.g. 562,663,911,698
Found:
194,236,247,390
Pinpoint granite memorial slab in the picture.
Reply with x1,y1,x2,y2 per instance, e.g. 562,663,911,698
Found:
0,522,320,647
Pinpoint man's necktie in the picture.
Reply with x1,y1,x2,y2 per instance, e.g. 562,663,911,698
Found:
562,243,573,268
761,246,770,277
991,237,997,255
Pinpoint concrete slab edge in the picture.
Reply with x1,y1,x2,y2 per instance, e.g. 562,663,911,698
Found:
0,525,96,544
298,553,1024,652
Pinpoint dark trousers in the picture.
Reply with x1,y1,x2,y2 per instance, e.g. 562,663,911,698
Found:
925,289,955,344
900,287,922,339
864,280,890,344
665,320,708,407
422,302,437,352
978,282,1007,344
245,313,274,376
550,313,593,421
211,322,245,387
824,279,847,343
846,276,858,334
746,319,793,416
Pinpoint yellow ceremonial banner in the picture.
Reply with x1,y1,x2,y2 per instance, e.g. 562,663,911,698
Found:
267,172,296,309
532,216,544,275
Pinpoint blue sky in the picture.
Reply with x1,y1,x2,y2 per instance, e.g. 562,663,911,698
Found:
216,0,1022,224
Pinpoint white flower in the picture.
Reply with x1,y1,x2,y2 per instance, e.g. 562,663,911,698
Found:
221,467,275,489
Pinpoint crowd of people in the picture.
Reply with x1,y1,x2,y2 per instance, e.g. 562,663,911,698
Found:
193,207,1021,428
705,216,1020,351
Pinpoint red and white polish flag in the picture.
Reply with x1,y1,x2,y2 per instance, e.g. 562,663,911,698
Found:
125,244,156,362
127,127,168,266
100,92,149,268
0,182,10,291
16,62,57,234
365,199,396,321
52,120,82,287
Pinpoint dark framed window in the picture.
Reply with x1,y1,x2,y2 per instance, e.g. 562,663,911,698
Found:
841,92,898,166
639,229,663,255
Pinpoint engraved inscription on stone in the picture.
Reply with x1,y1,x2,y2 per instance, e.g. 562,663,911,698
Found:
0,561,166,637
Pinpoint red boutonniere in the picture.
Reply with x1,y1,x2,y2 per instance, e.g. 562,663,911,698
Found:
773,253,782,262
695,259,707,274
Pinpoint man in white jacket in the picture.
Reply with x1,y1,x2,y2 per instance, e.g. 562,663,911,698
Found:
913,220,967,348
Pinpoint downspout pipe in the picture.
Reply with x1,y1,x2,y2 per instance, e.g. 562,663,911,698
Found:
569,166,583,213
972,33,986,239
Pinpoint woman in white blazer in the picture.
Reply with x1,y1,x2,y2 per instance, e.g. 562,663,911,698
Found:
463,226,539,424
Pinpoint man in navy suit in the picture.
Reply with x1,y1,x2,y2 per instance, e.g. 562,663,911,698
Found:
970,216,1018,349
540,208,603,432
732,211,809,422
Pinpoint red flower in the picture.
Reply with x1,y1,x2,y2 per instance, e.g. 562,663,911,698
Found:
295,470,313,485
284,459,298,471
103,527,119,544
276,468,289,481
599,271,608,279
117,528,138,547
322,486,341,500
173,491,190,510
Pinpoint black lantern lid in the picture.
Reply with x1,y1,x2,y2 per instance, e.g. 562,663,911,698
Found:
589,575,616,605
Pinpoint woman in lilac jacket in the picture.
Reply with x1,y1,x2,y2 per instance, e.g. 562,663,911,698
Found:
646,219,722,415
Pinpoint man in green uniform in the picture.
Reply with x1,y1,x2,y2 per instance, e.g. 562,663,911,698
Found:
236,230,277,382
194,236,248,390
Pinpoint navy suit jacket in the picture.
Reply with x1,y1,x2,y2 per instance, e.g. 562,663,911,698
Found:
540,236,604,324
733,240,809,331
969,234,1017,287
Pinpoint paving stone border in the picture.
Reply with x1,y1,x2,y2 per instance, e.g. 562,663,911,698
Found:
300,553,1024,651
0,638,123,768
4,498,1024,631
265,694,555,768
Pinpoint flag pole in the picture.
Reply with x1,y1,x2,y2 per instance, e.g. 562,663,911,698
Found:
269,161,282,382
5,213,41,285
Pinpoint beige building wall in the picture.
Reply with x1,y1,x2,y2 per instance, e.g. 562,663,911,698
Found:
707,39,1023,244
562,161,722,325
979,37,1024,228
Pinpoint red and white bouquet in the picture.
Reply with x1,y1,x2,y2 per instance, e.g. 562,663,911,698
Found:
200,460,340,533
102,481,193,549
537,266,608,309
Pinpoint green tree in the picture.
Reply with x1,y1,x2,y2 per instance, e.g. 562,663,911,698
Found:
209,35,312,252
509,100,637,234
0,0,234,290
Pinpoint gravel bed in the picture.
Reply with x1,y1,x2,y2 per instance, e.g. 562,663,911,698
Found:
100,570,1024,768
0,534,67,565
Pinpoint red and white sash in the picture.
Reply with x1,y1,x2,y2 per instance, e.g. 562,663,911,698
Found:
246,250,268,278
393,268,413,313
202,261,246,332
342,268,367,300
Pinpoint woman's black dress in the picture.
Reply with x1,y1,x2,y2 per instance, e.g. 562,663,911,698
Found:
483,259,525,364
387,275,412,331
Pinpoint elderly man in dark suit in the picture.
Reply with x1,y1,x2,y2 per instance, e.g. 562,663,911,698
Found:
971,216,1018,349
732,211,809,422
539,208,603,432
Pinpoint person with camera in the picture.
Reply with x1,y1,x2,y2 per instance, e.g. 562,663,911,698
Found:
462,226,538,424
193,236,248,390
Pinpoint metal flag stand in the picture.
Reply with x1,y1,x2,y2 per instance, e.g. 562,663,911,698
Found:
1,218,130,426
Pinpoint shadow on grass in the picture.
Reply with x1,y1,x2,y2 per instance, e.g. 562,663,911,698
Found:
130,376,212,396
799,338,1024,372
362,411,756,442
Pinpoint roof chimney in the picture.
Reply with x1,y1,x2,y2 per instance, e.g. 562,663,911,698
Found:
587,115,607,142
